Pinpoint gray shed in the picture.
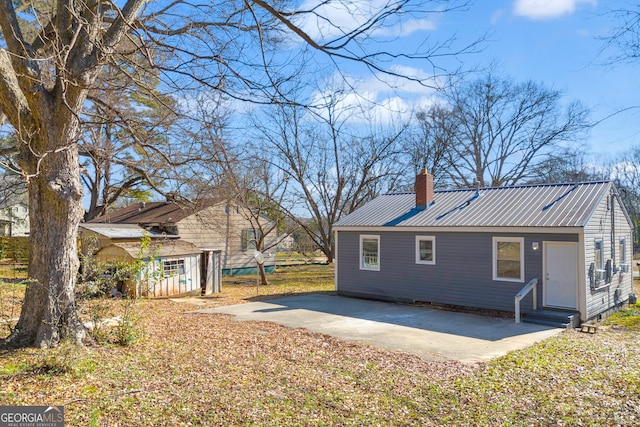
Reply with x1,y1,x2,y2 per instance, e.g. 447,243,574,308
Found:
334,171,634,326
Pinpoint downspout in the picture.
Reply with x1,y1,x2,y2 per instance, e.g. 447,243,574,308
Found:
226,203,232,276
611,192,616,268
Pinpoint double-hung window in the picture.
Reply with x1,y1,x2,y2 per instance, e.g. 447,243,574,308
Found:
594,239,605,281
619,238,627,273
242,229,262,251
360,235,380,271
415,236,436,265
493,237,524,282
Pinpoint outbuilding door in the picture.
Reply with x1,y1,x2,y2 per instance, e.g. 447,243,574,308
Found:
202,250,222,295
543,242,578,309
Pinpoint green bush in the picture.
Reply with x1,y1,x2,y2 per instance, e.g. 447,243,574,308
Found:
0,236,28,262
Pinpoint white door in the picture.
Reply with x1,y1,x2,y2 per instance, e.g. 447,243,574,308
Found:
544,242,578,309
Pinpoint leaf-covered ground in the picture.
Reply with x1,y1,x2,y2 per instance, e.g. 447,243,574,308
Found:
0,265,639,426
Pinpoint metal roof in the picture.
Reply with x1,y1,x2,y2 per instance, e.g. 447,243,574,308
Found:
80,223,178,239
334,181,613,229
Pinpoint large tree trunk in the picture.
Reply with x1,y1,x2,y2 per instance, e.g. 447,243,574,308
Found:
8,123,86,348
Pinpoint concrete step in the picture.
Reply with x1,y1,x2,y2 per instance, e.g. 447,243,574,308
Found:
523,309,580,329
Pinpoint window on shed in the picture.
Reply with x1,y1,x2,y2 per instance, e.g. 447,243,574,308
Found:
415,236,436,265
493,237,524,282
619,238,627,273
360,235,380,271
163,259,185,277
242,229,261,251
593,239,605,282
594,239,603,271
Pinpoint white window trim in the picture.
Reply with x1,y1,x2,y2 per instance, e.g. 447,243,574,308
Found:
492,236,525,283
359,234,380,271
415,236,436,265
163,259,185,277
619,238,627,274
594,238,604,271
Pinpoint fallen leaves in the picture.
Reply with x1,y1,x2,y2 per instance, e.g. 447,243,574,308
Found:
0,265,639,425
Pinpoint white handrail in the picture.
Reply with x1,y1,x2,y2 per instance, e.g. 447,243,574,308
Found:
514,278,538,323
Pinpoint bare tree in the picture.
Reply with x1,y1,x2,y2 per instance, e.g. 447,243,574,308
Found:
405,104,456,188
438,71,590,188
0,1,477,347
255,86,406,262
526,146,607,185
226,158,289,286
598,4,640,65
611,145,640,250
192,104,289,285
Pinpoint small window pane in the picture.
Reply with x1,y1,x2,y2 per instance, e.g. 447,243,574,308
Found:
497,260,520,279
242,229,262,251
361,237,379,269
498,242,520,260
163,259,185,277
594,240,603,270
419,240,433,262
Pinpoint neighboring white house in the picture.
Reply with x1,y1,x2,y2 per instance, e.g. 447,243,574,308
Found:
0,201,29,236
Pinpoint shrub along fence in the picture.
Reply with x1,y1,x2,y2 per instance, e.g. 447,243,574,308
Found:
0,236,29,263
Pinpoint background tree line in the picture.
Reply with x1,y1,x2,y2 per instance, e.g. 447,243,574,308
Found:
2,65,640,258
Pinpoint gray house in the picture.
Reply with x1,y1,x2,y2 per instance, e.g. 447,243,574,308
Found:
334,170,634,326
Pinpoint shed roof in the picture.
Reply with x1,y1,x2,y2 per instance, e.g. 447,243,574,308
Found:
89,199,222,225
80,223,178,239
334,181,615,229
104,240,202,258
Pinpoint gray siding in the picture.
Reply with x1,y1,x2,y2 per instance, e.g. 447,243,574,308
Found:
583,193,634,320
337,230,578,313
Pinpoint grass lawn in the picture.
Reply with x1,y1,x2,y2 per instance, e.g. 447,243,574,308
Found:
0,265,638,426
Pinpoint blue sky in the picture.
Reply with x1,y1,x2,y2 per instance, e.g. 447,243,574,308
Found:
297,0,637,159
457,0,637,157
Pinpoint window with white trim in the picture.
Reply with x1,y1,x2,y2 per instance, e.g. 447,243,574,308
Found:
360,235,380,271
619,238,627,273
590,238,607,284
492,237,524,282
415,236,436,265
163,259,185,277
594,239,603,270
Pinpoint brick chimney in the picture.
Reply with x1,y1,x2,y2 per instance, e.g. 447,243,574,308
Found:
415,168,434,207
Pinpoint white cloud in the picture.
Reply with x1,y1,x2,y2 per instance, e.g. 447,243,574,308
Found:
308,69,441,126
380,19,437,37
513,0,596,20
296,0,437,42
611,161,639,181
